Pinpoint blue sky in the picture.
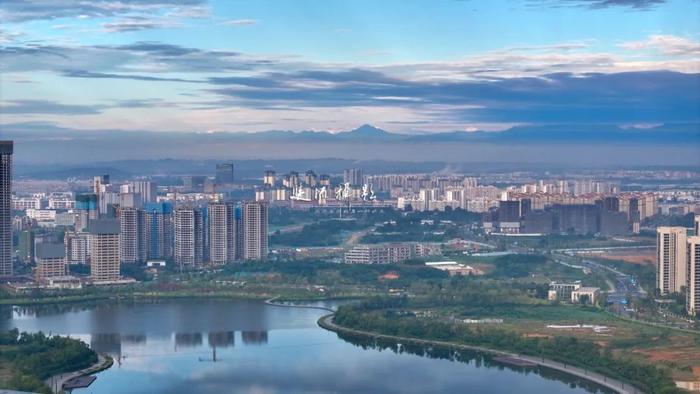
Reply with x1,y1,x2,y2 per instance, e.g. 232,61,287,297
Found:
0,0,699,134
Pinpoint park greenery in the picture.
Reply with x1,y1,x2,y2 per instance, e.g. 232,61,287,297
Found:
270,218,368,246
0,329,97,394
334,297,684,394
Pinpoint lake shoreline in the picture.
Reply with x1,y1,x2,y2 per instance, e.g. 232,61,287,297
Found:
317,313,643,394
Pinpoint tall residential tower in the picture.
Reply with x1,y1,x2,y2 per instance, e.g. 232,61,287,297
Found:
240,201,268,261
208,202,236,265
119,207,147,264
174,208,204,269
0,141,12,276
89,219,121,283
687,236,700,316
656,227,688,295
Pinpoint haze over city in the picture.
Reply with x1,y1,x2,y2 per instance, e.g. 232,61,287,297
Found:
1,0,699,166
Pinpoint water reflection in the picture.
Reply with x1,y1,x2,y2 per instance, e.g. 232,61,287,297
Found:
91,333,122,357
241,330,268,345
336,332,615,394
175,332,203,348
0,300,608,394
207,331,235,348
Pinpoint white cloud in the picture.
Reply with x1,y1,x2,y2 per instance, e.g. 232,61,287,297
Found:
619,34,700,57
222,19,258,27
0,28,24,44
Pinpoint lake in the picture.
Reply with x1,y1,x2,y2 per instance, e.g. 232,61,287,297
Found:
0,299,612,393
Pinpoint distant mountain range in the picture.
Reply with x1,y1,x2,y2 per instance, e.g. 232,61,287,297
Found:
3,122,698,144
2,122,698,167
188,123,700,144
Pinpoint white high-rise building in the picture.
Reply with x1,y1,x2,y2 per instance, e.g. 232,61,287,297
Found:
687,236,700,316
657,227,688,295
174,208,204,268
695,215,699,236
119,207,146,264
132,181,157,203
65,232,89,265
241,201,268,261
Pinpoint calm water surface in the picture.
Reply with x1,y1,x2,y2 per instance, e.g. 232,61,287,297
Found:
0,300,611,394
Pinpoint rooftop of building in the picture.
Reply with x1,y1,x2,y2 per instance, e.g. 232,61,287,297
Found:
0,140,13,154
35,243,66,259
88,219,120,234
575,287,601,292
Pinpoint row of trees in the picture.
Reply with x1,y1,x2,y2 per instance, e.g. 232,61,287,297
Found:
0,329,97,394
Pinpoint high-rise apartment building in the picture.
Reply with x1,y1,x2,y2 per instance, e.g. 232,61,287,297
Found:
0,141,12,276
75,194,99,229
183,176,207,193
119,207,147,264
89,219,120,282
687,236,700,316
695,215,699,236
93,175,110,194
215,164,235,185
132,181,157,203
174,208,204,268
64,231,89,265
263,170,276,187
283,172,300,189
240,201,268,261
657,227,688,295
343,168,364,186
208,202,236,265
304,170,317,187
18,230,35,264
35,243,67,282
144,202,173,260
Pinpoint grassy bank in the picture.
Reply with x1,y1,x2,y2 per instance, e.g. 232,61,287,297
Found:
0,330,97,394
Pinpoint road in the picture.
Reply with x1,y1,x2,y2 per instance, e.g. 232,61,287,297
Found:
45,353,112,393
551,253,646,318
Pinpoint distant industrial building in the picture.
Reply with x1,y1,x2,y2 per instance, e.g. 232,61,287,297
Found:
521,211,556,234
345,243,440,264
571,287,600,305
425,261,483,276
553,204,599,234
548,281,582,301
